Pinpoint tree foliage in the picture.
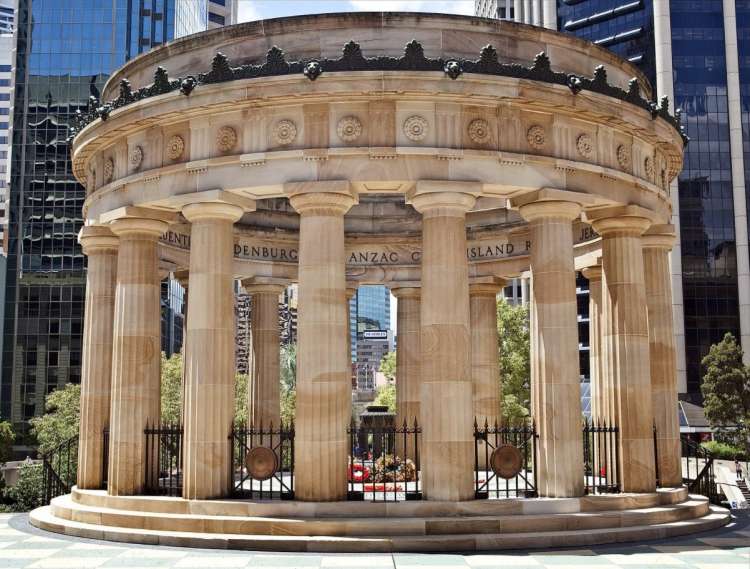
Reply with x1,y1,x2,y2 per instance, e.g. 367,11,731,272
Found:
30,383,80,455
2,463,43,512
497,298,531,426
280,343,297,425
161,352,183,425
373,384,396,413
379,351,397,382
0,421,14,465
701,332,750,450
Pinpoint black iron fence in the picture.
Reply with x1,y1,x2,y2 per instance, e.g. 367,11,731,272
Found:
347,419,421,501
583,419,620,494
681,436,721,505
474,420,537,499
231,423,295,499
144,423,183,497
102,428,109,488
41,435,79,505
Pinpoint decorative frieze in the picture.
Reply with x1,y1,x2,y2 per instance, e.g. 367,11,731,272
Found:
273,120,297,146
103,158,114,183
576,134,593,158
644,156,655,180
403,115,429,142
526,125,546,149
616,144,631,170
166,135,185,160
336,116,362,142
129,146,143,169
468,119,490,144
216,126,237,152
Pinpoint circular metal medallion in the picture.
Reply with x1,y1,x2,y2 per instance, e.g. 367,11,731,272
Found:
245,446,278,481
490,444,524,479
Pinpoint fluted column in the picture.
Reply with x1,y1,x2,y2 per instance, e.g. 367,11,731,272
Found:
182,202,245,500
77,226,119,490
470,278,503,426
245,279,285,428
590,206,656,493
644,225,682,487
392,286,421,427
108,217,167,496
410,185,477,501
289,185,356,501
518,198,584,498
582,265,609,422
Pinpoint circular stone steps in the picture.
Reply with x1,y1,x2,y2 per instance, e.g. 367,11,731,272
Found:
28,488,730,552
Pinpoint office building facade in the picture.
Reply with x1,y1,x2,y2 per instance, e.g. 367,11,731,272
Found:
0,0,207,435
477,0,750,399
349,285,391,362
208,0,238,29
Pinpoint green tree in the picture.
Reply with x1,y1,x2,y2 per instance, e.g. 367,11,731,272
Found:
379,351,396,382
161,352,183,425
2,463,43,512
0,421,14,465
234,372,248,426
373,384,396,413
30,383,80,454
497,297,531,426
280,343,297,425
701,332,750,450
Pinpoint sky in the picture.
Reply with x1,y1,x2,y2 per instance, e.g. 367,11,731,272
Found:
237,1,476,22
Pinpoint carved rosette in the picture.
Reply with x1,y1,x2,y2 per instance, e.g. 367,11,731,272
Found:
166,135,185,160
216,126,237,152
403,115,429,142
273,120,298,146
468,119,490,144
526,125,546,149
129,146,144,169
616,144,631,170
576,134,593,158
103,158,114,183
644,156,655,180
336,116,362,142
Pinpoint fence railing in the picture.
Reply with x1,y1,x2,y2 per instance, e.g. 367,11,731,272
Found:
583,419,620,494
681,436,721,505
474,420,537,499
144,423,183,497
231,423,295,499
347,420,421,502
41,435,79,505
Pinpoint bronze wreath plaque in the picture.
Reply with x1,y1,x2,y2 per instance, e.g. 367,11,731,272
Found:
245,446,278,481
490,444,523,479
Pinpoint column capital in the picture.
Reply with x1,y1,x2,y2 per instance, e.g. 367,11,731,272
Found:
511,188,596,222
109,217,168,239
182,201,244,223
581,264,603,281
585,205,657,236
99,205,179,226
642,224,677,250
469,276,506,296
407,181,480,215
286,181,357,215
390,283,421,299
241,276,288,295
78,225,118,254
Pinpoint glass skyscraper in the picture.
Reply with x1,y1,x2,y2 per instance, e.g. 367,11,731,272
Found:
1,0,206,438
349,286,391,361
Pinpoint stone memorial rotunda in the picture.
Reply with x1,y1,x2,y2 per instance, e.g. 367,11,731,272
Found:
30,12,728,552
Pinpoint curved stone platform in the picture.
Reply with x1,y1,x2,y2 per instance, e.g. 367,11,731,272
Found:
29,487,729,552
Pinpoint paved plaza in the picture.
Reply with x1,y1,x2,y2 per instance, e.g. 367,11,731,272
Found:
1,511,747,569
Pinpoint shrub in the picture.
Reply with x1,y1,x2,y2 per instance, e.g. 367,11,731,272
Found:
700,440,747,461
2,463,43,512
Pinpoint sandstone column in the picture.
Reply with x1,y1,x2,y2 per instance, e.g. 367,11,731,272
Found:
77,226,118,490
107,217,167,496
181,201,245,500
582,265,608,422
288,183,356,501
470,277,504,426
589,206,656,493
643,225,682,487
409,183,477,501
245,279,285,428
391,285,421,460
517,196,584,498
